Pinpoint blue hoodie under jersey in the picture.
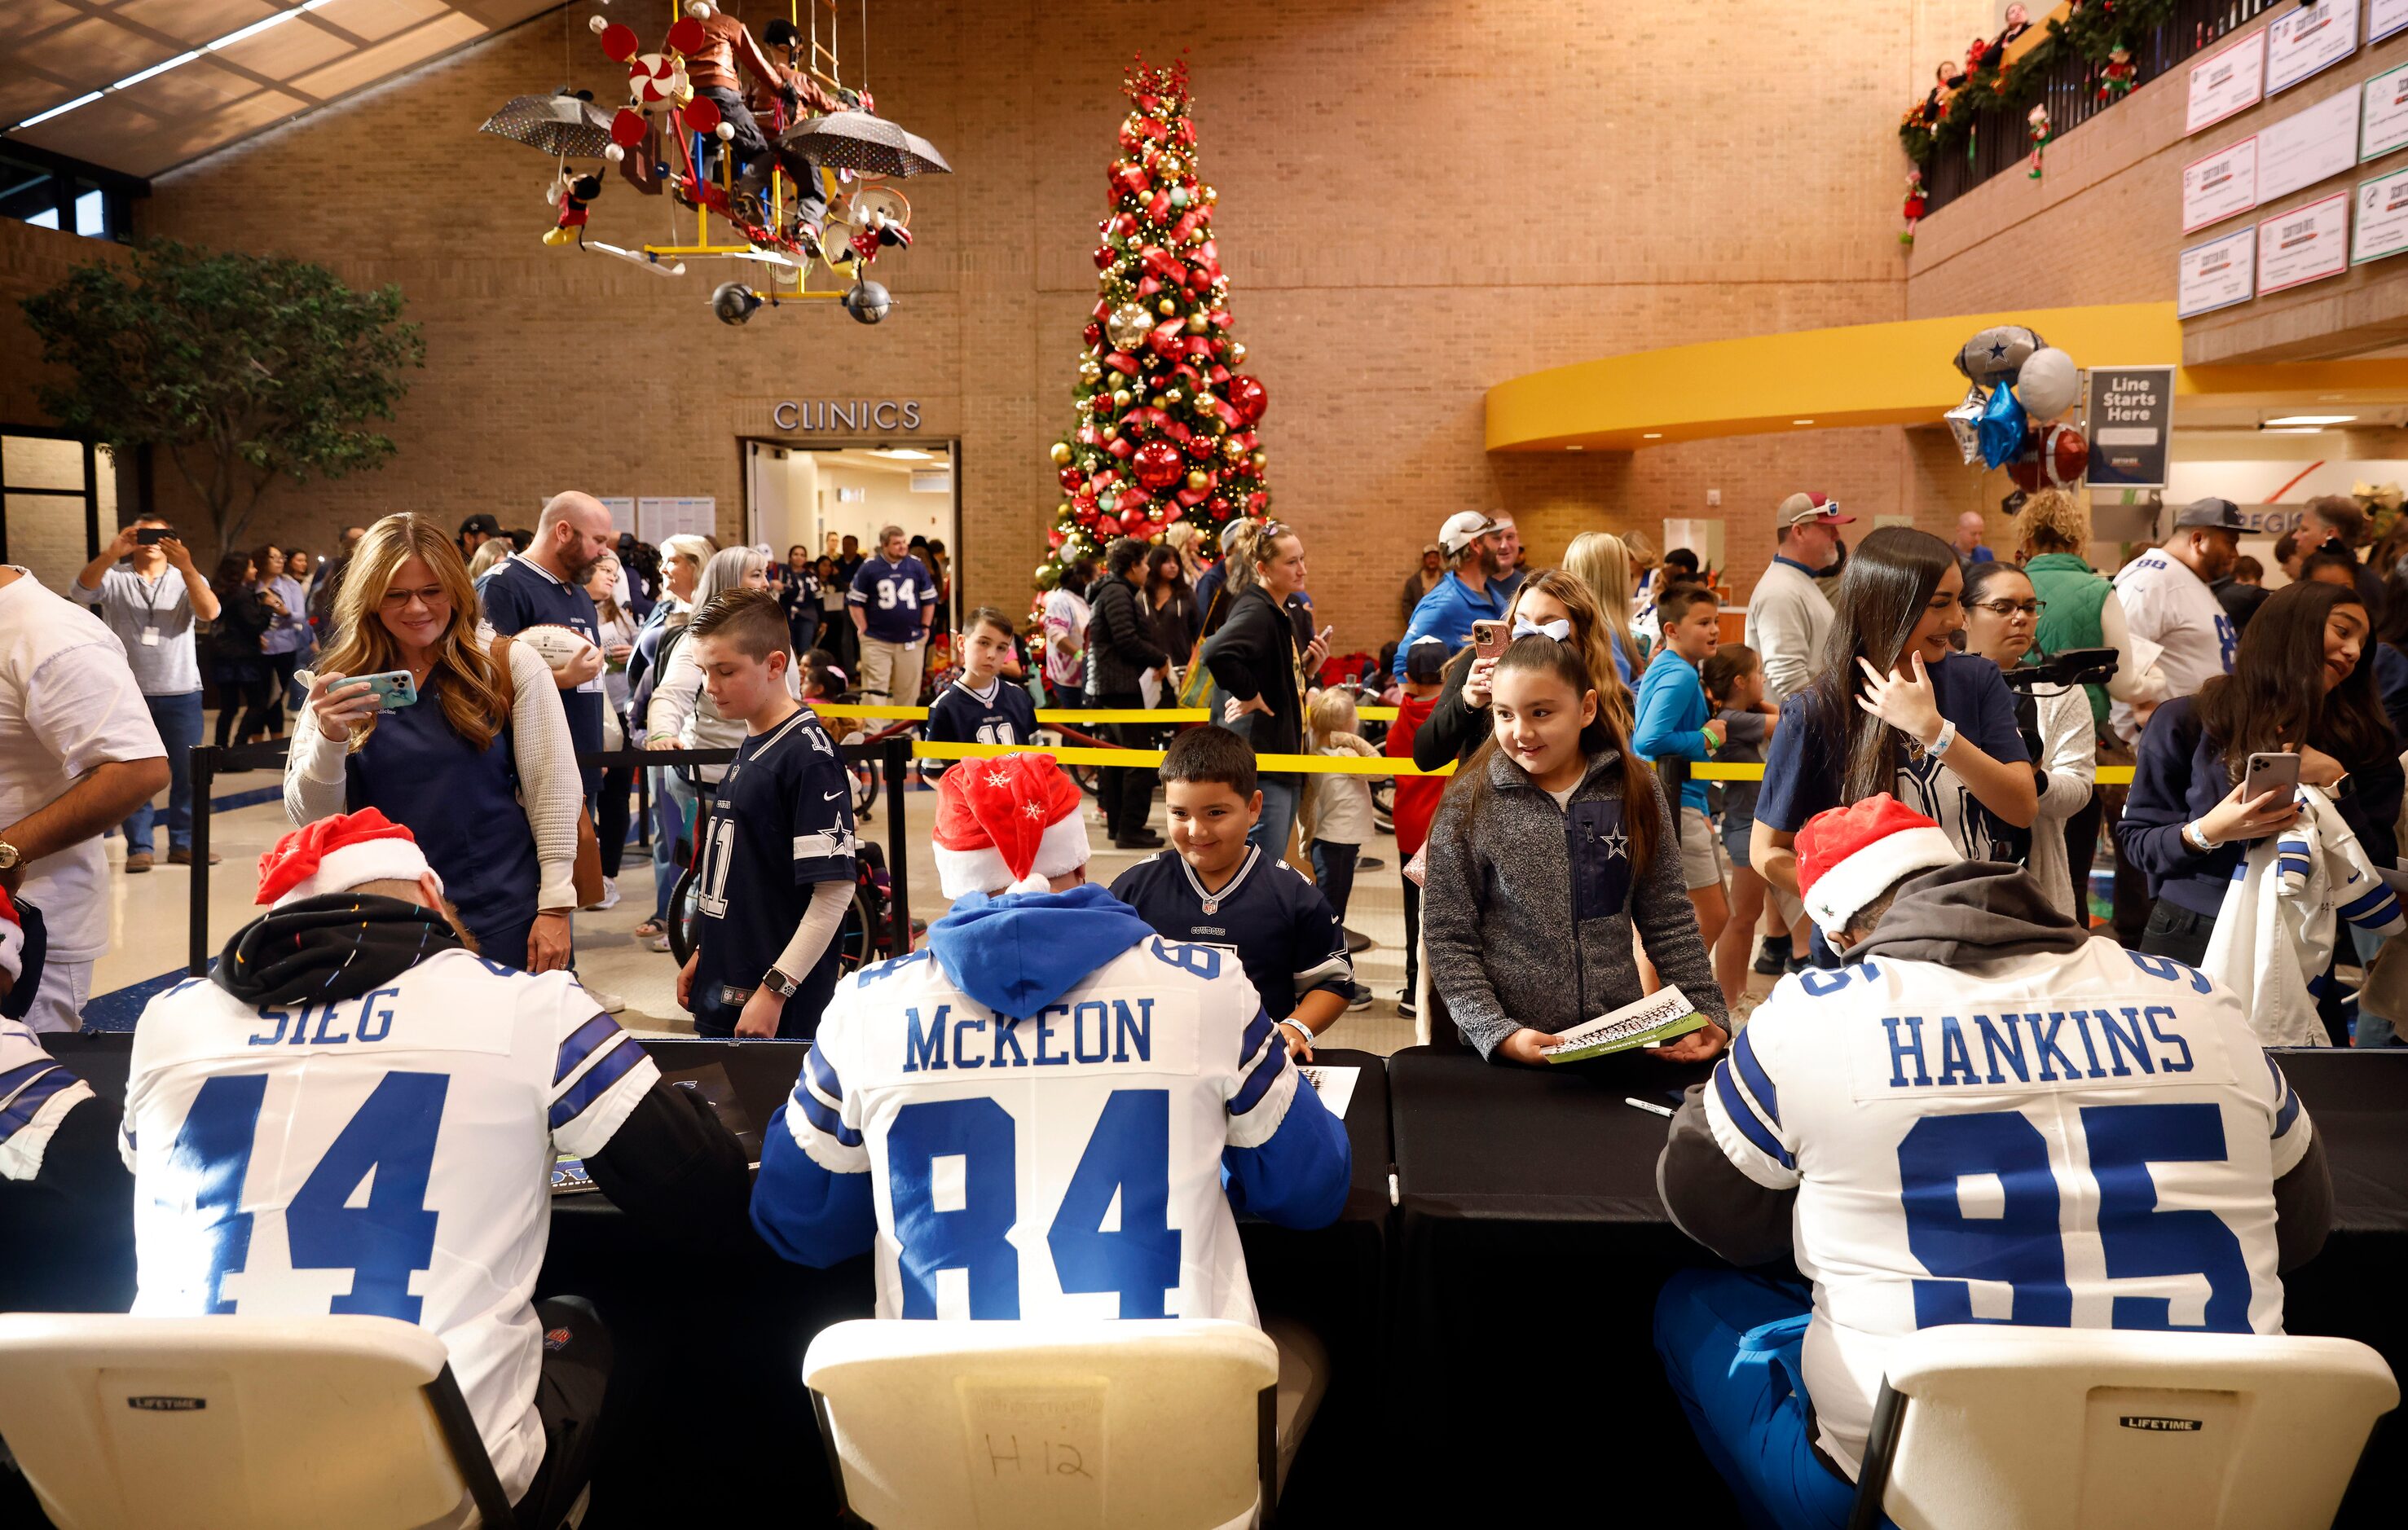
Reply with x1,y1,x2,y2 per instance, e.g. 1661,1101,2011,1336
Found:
747,882,1352,1278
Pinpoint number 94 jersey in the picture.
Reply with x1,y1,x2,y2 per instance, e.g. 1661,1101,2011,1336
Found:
773,934,1346,1326
1701,939,2309,1476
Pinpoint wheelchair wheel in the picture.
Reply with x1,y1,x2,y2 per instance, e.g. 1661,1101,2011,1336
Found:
836,883,879,972
852,757,880,817
667,862,702,967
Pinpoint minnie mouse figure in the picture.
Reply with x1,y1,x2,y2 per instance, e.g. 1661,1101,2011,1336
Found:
1901,169,1927,247
543,165,605,248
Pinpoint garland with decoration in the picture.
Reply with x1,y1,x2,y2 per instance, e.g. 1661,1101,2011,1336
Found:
1033,54,1270,597
1898,0,2180,169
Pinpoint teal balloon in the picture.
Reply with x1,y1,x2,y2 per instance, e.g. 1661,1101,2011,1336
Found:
1979,383,2027,469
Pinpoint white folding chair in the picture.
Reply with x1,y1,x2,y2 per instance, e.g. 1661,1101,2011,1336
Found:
0,1312,525,1530
803,1316,1324,1529
1847,1326,2399,1530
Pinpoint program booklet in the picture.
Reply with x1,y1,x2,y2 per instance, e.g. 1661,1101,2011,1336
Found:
1540,986,1708,1063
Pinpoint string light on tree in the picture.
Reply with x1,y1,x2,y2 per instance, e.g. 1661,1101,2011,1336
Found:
1033,51,1271,597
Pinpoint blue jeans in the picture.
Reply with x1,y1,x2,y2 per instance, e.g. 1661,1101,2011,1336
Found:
1654,1270,1886,1530
2352,924,2397,1047
650,767,700,923
1249,773,1301,858
123,690,202,853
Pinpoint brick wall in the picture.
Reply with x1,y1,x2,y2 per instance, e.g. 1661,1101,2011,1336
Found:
85,1,1992,641
1908,11,2408,363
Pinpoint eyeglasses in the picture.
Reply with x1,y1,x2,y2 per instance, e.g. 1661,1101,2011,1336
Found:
1971,599,2048,618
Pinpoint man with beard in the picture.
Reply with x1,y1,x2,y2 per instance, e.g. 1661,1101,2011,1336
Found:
121,811,749,1526
479,491,615,804
1392,511,1510,679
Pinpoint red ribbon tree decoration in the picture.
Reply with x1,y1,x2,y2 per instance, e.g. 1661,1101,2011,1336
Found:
1036,54,1270,595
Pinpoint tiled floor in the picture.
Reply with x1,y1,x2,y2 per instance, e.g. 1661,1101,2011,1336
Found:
89,766,1432,1051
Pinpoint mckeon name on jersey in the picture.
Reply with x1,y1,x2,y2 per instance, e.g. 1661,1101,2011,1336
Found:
750,883,1351,1324
122,951,658,1504
1675,934,2309,1478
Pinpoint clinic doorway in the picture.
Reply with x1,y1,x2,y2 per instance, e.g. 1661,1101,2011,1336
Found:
742,436,961,670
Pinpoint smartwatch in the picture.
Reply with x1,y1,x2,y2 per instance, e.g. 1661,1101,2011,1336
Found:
761,965,801,999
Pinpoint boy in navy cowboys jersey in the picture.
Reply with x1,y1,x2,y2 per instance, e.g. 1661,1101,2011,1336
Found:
675,591,858,1040
1112,727,1355,1058
922,606,1037,782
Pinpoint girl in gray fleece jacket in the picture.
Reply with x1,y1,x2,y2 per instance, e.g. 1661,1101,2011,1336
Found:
1423,636,1730,1063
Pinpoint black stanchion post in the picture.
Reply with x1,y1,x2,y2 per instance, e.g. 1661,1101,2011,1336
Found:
884,735,911,954
188,745,216,977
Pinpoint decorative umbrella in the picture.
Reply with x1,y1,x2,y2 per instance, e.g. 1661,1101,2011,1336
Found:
777,110,952,177
479,92,618,159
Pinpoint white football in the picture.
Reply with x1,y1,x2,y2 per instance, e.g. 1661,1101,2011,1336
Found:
514,622,597,674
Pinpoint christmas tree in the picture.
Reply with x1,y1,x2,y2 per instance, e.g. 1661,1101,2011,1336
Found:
1036,55,1270,595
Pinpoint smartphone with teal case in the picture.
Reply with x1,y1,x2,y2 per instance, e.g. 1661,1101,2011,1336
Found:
354,670,419,710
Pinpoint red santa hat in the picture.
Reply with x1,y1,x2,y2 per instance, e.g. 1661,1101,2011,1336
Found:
1796,794,1961,939
0,885,24,987
255,809,443,908
933,752,1091,897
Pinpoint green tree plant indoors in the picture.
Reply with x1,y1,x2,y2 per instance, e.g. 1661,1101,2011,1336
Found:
20,239,425,558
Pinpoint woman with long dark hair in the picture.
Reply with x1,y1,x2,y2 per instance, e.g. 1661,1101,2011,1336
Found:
2117,579,2401,969
206,550,280,748
1143,543,1201,670
1751,525,2036,928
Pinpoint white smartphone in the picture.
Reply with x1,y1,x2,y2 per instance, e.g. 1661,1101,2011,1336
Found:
2242,751,2301,802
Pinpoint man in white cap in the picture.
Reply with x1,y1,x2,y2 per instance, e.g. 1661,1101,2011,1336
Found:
751,750,1350,1324
1655,794,2331,1528
121,809,750,1525
0,882,134,1312
1743,490,1855,973
1392,510,1510,679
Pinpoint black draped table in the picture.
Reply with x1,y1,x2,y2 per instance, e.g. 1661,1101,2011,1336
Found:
34,1035,1393,1526
1384,1043,2408,1524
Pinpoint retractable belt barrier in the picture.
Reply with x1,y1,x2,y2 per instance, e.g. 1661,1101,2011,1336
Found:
183,736,918,978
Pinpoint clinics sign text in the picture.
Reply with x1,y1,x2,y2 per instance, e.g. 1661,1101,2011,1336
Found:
773,398,922,432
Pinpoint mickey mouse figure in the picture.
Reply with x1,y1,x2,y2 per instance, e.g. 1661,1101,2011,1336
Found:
543,165,605,248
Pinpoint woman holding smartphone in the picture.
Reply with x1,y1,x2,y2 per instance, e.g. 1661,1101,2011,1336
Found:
286,514,583,974
1200,520,1329,855
2116,579,2397,969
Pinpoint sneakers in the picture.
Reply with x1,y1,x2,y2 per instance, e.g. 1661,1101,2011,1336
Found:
1752,935,1794,976
582,984,627,1015
592,877,623,912
1397,994,1418,1019
167,846,221,866
125,851,154,873
1346,983,1373,1012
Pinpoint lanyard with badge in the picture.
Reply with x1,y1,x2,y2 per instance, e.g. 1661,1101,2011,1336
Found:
135,567,173,648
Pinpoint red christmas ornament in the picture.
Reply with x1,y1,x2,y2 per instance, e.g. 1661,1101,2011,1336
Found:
1132,439,1184,491
1059,465,1085,492
1094,245,1116,270
1048,529,1067,548
1083,322,1104,347
1226,375,1268,426
1120,508,1151,534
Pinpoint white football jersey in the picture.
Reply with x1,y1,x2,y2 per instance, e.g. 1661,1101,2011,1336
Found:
790,937,1300,1326
2109,548,2235,741
1705,938,2309,1476
1,1013,94,1181
121,952,658,1505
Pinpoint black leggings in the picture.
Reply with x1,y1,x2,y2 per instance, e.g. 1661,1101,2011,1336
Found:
596,762,635,878
213,675,278,747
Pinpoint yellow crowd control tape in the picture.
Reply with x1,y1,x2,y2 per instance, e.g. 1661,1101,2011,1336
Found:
818,701,1405,725
1692,762,2137,785
914,741,1459,776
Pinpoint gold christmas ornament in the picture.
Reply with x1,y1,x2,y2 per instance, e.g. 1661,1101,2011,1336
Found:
1186,469,1210,490
1150,394,1168,410
1250,451,1268,471
1165,389,1183,404
1186,312,1209,334
1050,442,1072,465
1157,297,1178,316
1204,185,1217,203
1112,388,1132,408
1103,424,1120,441
1106,301,1154,350
1222,437,1245,461
1077,358,1103,384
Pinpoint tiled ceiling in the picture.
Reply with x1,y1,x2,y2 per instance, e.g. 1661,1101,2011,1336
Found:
0,0,561,178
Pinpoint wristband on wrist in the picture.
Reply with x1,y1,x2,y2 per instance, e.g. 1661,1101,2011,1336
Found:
2183,820,2214,853
1926,719,1959,758
1700,728,1719,755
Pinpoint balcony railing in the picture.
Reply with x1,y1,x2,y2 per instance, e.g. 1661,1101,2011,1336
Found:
1922,0,2283,217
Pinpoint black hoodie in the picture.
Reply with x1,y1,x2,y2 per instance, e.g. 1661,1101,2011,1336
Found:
1656,862,2332,1272
211,893,752,1243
